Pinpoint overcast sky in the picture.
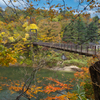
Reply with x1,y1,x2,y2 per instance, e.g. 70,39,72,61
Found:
0,0,100,18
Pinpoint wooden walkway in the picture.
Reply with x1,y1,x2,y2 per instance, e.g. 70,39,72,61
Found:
33,42,100,56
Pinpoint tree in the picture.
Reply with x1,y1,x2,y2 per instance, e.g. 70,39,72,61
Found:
75,16,87,44
62,18,77,43
86,22,98,43
38,19,61,43
62,16,87,44
0,7,3,12
93,16,99,23
5,7,14,15
63,15,99,45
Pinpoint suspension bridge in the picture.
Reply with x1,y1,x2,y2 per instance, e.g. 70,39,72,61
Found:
33,42,100,56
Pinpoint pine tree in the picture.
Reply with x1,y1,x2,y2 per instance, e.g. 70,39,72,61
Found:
75,16,87,44
86,22,98,43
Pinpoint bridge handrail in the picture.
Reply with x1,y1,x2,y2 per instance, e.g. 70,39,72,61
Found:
33,42,98,56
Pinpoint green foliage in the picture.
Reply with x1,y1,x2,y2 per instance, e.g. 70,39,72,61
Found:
63,18,77,43
63,17,86,44
86,22,98,42
93,16,99,23
62,16,99,44
75,17,87,44
62,59,87,68
84,82,94,99
73,84,89,100
52,17,58,22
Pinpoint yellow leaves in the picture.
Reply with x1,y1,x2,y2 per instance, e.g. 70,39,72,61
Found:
1,40,8,44
87,57,98,67
36,9,40,14
19,15,24,20
8,37,15,42
13,42,26,53
67,92,78,100
25,33,29,39
31,85,42,94
0,49,17,67
38,19,61,42
1,32,5,35
29,24,38,30
13,33,20,39
98,19,100,23
25,23,38,32
60,31,64,38
11,58,17,64
22,22,28,28
22,38,27,41
0,21,4,25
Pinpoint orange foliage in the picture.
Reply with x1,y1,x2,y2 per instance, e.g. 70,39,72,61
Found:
74,67,90,80
2,80,43,99
74,56,99,99
42,77,73,100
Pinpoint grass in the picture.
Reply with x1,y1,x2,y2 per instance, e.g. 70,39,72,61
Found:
44,49,90,69
0,66,75,80
62,59,88,68
56,51,90,68
0,66,76,100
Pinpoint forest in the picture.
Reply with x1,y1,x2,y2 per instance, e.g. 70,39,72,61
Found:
0,0,100,100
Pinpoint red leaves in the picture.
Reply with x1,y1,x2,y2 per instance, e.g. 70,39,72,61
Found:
43,77,73,94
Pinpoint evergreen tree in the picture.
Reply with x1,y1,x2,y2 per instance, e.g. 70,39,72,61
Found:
93,16,99,23
62,17,77,43
63,16,87,44
86,22,98,43
75,16,87,44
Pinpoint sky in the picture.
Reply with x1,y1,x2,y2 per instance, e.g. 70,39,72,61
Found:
0,0,100,18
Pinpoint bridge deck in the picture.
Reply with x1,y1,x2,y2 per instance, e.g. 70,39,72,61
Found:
33,42,100,56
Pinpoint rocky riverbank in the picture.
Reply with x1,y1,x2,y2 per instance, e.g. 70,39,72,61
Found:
45,65,82,72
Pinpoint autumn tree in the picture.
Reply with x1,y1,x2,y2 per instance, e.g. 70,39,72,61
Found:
38,19,62,43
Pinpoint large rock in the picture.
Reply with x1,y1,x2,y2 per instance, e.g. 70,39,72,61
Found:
47,65,82,72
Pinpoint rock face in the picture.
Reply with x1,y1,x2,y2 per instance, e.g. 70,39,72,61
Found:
47,65,82,72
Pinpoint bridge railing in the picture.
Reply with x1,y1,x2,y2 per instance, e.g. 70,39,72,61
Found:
33,42,99,56
52,43,97,54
